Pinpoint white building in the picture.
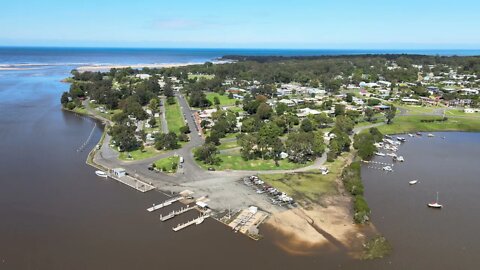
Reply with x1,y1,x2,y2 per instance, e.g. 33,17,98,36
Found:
297,108,321,118
136,74,151,80
278,99,296,107
401,98,421,104
112,168,126,178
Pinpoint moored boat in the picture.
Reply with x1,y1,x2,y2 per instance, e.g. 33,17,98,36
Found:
95,170,108,178
428,133,435,137
375,152,386,157
409,180,419,185
427,192,443,208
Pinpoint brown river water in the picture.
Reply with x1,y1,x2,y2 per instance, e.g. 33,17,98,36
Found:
0,66,479,269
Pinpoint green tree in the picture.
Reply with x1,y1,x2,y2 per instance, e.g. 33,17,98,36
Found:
154,132,179,150
275,103,288,115
300,118,314,132
334,104,346,116
60,92,70,106
385,105,397,124
148,117,157,127
149,98,159,112
163,80,174,97
364,108,375,122
194,143,220,165
256,103,273,120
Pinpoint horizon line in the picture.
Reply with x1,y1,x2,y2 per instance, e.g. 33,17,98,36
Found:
1,45,480,51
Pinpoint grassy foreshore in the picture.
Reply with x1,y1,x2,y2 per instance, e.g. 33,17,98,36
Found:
378,115,480,134
260,153,348,204
196,148,314,171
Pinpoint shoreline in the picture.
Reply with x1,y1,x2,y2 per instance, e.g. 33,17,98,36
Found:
76,60,231,72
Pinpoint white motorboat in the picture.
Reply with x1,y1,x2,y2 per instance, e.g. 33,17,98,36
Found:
396,156,405,162
396,137,406,142
428,133,435,137
427,192,443,208
382,166,393,172
409,180,419,185
375,152,386,157
95,170,108,178
408,133,414,137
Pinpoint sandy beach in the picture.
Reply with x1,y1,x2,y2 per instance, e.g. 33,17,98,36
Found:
76,60,232,72
266,194,373,257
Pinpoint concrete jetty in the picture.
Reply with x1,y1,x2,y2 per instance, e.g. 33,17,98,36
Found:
172,214,210,232
108,174,155,193
147,196,183,212
159,205,196,221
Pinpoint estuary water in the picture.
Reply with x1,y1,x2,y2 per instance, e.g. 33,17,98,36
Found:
361,132,480,269
0,47,479,269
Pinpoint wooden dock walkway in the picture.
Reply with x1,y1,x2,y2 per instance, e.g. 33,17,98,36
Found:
172,214,210,232
147,196,183,212
159,205,197,221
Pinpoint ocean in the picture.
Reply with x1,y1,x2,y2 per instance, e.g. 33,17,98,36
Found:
1,47,479,68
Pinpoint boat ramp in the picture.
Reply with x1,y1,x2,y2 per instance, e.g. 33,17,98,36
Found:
226,206,269,240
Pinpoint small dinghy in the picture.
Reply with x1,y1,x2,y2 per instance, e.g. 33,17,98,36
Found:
409,180,419,185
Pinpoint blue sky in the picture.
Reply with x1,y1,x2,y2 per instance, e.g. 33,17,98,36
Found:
1,0,479,49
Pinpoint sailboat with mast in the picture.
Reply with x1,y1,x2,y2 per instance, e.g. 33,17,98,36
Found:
427,192,443,209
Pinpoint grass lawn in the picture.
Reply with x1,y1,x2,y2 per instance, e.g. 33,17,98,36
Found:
88,103,122,120
221,132,240,140
118,146,162,161
226,106,243,113
395,104,439,115
197,149,313,171
72,106,88,115
99,109,122,120
188,74,215,80
206,92,236,106
355,117,385,128
445,109,480,118
165,98,185,134
260,153,349,203
377,115,480,134
217,140,238,150
154,156,180,173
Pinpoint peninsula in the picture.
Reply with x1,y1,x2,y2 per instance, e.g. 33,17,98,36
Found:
62,54,480,257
